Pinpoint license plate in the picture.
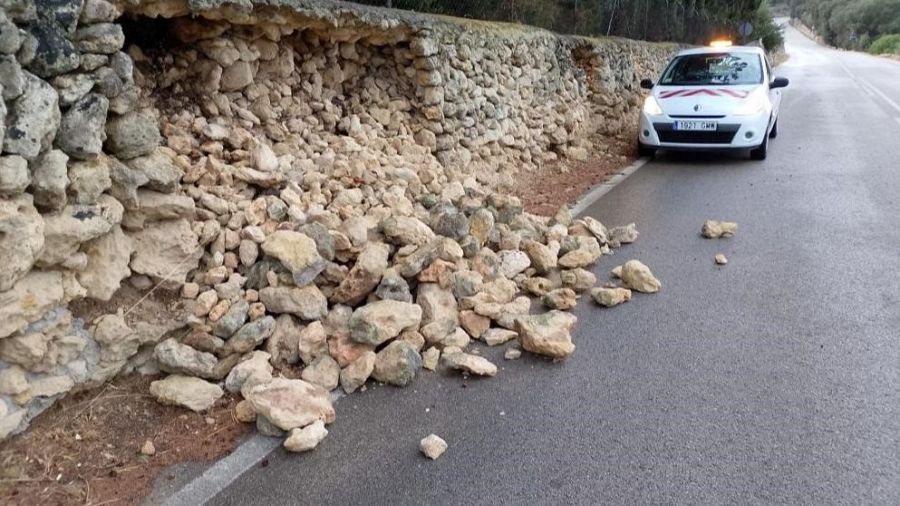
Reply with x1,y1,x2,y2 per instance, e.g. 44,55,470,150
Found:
673,121,718,131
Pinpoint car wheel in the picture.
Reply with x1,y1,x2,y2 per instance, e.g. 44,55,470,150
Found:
769,119,778,139
750,135,768,160
638,141,656,158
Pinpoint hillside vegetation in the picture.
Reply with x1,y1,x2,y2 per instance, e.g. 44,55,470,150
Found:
787,0,900,53
354,0,785,49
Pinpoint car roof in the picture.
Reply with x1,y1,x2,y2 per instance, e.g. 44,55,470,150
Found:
676,46,765,56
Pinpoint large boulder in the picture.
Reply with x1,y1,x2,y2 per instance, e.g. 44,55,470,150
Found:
150,375,223,412
516,311,578,359
129,219,202,283
261,231,326,287
349,300,423,346
245,378,335,431
0,194,44,291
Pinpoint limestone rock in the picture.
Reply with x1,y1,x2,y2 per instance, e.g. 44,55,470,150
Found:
150,375,223,412
67,156,111,204
497,249,531,278
30,149,69,211
382,216,435,246
331,242,389,305
613,260,661,294
483,328,518,346
72,23,124,54
298,320,328,365
0,194,44,291
591,287,632,307
154,338,218,379
561,268,597,293
301,355,340,391
104,111,161,159
441,351,497,377
542,288,577,311
558,238,602,269
245,378,335,431
702,220,738,239
125,149,182,192
213,300,249,338
0,271,66,339
340,350,375,394
521,239,556,273
77,225,133,301
261,231,326,287
129,219,201,282
516,311,578,359
608,223,639,244
349,300,423,346
266,314,301,365
0,155,29,195
56,93,108,159
226,315,276,354
715,253,728,265
421,346,439,370
284,420,328,453
259,285,328,321
372,340,422,386
225,351,273,395
420,434,448,460
4,72,59,159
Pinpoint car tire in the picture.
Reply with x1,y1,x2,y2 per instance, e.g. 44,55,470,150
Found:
750,135,768,160
769,119,778,139
638,142,656,158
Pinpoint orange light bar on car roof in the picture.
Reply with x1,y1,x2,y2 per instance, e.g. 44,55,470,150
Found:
709,39,733,48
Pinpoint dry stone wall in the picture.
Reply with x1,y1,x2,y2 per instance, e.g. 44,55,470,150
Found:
0,0,676,440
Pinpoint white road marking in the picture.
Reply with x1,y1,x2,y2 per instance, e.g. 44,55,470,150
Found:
572,157,651,217
835,57,900,116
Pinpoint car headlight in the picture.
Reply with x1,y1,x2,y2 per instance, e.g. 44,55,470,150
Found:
643,96,663,116
732,91,769,116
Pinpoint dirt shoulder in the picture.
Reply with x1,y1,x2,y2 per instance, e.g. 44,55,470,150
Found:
0,375,249,506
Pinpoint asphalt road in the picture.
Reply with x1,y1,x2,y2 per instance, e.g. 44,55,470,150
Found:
209,25,900,505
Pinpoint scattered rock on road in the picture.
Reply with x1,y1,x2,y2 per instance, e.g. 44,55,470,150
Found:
591,287,633,307
702,220,738,239
441,350,498,377
284,420,328,453
516,311,578,358
715,254,728,265
420,434,448,460
612,260,661,294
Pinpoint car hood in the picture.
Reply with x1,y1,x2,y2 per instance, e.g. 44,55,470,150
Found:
654,85,763,116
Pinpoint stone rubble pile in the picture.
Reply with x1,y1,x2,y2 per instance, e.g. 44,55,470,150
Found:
0,0,675,442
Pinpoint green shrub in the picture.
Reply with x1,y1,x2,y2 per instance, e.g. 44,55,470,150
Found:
869,34,900,54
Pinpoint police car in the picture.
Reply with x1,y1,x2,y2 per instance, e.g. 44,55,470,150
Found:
637,41,789,160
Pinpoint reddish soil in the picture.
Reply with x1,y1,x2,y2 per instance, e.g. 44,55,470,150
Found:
0,375,250,506
512,139,637,216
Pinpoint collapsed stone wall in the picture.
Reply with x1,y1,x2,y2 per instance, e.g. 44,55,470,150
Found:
0,0,676,440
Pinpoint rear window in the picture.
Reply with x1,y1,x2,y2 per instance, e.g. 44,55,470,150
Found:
659,52,763,86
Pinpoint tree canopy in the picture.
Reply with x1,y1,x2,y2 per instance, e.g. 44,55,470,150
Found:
353,0,785,50
787,0,900,52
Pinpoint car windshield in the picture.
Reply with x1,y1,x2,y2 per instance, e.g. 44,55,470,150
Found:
659,52,763,86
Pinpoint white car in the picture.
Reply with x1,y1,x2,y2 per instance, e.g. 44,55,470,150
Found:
638,43,789,160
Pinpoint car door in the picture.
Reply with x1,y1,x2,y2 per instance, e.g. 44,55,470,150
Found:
766,56,782,120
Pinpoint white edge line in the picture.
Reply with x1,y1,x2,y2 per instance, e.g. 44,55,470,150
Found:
159,390,346,506
571,157,651,217
159,434,281,506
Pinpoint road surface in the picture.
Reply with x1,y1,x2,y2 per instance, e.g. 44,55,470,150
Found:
207,24,900,505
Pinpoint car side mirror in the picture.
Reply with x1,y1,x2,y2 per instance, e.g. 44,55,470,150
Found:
640,79,654,90
770,77,789,89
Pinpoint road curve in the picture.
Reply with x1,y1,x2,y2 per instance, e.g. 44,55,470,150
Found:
209,24,900,505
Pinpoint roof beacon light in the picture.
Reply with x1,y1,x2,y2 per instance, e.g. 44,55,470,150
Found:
709,39,733,48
